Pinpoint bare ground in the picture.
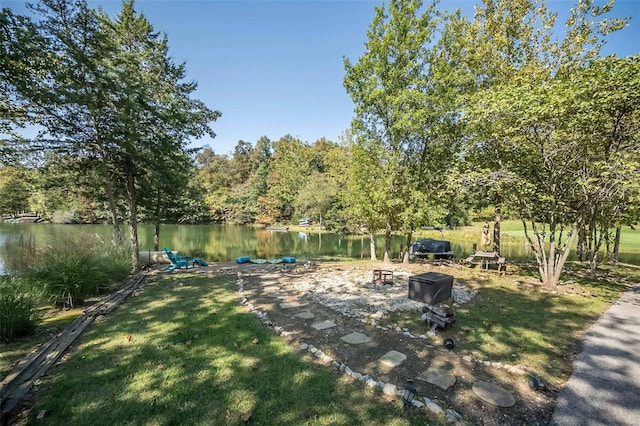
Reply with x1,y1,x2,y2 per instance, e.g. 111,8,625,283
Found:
230,260,556,426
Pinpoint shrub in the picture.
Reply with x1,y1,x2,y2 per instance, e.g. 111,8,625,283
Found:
0,275,42,342
50,210,79,224
29,233,131,308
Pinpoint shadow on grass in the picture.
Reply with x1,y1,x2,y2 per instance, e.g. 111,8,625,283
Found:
550,281,640,425
452,267,639,385
26,273,438,426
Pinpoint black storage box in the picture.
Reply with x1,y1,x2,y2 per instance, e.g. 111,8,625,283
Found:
408,272,453,304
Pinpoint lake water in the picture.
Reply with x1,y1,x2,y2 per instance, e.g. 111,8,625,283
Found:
1,223,637,274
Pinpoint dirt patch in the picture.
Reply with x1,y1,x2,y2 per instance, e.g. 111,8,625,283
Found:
236,261,556,425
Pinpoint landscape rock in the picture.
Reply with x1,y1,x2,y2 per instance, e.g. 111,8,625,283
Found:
383,383,397,395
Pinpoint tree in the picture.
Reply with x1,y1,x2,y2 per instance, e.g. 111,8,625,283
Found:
462,0,627,285
1,0,127,241
294,172,338,230
194,147,233,222
260,135,311,224
0,8,41,162
344,0,441,263
344,139,391,261
568,55,640,272
0,166,30,216
2,0,220,269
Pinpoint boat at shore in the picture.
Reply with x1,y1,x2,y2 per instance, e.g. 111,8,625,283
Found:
265,225,289,232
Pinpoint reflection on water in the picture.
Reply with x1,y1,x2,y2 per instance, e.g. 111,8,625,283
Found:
1,223,638,274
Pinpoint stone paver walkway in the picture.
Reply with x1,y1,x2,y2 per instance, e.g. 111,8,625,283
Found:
234,264,554,425
340,332,371,344
378,350,407,368
472,382,516,407
311,320,337,330
417,367,456,390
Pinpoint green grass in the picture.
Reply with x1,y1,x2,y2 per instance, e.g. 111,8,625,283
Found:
476,219,640,254
389,262,640,387
0,308,82,378
412,220,640,263
25,273,444,426
0,275,42,342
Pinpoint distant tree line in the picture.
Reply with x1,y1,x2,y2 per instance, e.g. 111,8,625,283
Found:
2,0,640,285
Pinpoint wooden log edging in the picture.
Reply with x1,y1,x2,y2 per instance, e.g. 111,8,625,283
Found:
0,273,146,419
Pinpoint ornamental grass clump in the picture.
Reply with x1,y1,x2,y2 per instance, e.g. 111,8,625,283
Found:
0,275,42,342
30,233,131,308
1,233,36,274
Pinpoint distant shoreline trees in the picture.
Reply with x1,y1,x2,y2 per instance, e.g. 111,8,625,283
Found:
2,0,639,284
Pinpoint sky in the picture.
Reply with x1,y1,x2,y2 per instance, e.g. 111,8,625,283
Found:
4,0,640,155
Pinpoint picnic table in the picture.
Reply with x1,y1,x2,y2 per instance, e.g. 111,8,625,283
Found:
464,251,506,272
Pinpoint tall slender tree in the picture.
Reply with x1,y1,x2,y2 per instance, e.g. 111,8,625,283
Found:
344,0,442,263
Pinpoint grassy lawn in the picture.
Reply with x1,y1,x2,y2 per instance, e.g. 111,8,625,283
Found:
19,273,442,426
474,220,640,254
4,256,639,424
0,308,83,379
389,262,640,387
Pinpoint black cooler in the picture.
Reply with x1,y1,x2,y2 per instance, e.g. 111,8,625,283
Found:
408,272,453,305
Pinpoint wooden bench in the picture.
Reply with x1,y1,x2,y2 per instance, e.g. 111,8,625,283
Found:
373,269,394,285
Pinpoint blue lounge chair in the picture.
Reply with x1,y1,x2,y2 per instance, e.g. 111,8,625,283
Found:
162,248,208,272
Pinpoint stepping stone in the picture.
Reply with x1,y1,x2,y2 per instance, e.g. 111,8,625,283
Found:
311,320,337,330
280,302,306,309
267,293,287,299
472,382,516,407
340,332,371,344
295,311,315,319
417,367,456,390
378,350,407,368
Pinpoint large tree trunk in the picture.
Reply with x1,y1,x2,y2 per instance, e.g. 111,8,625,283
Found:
403,231,412,264
369,233,377,261
588,223,609,275
612,226,621,264
576,222,586,261
104,177,122,244
522,219,577,286
493,204,501,255
96,150,122,244
383,222,392,264
153,189,161,251
126,168,140,272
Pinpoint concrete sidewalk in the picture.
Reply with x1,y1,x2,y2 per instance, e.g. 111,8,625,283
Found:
550,284,640,426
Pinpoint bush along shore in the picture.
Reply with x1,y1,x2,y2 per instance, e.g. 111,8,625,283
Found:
0,233,131,343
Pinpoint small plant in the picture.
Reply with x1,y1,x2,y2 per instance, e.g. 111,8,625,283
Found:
0,275,42,342
29,233,131,308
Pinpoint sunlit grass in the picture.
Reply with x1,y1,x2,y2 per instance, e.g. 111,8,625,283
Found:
386,263,640,387
8,259,638,424
0,307,82,378
25,273,444,426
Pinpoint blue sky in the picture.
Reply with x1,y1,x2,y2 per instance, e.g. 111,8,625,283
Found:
5,0,640,155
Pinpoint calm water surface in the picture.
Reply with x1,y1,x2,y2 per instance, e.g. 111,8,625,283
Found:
1,223,637,273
